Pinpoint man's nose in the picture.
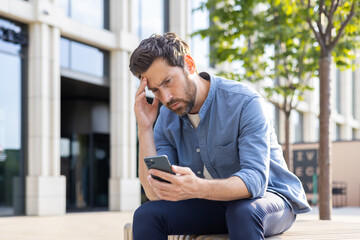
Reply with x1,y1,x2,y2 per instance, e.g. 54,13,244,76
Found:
160,89,173,104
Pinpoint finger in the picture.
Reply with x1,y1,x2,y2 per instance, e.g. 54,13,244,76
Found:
148,175,174,197
172,165,192,175
135,77,147,98
149,169,176,183
134,91,146,105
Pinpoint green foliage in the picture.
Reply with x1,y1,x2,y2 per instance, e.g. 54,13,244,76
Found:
193,0,359,112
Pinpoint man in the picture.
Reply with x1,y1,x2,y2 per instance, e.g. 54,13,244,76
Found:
130,32,311,240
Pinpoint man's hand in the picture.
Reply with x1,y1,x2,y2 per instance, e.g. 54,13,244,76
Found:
134,77,159,131
147,166,203,201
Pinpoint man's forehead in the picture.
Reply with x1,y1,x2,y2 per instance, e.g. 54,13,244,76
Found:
145,74,168,89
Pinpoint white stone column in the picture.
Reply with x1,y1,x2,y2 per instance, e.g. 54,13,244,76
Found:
340,69,353,140
109,0,140,211
356,57,360,121
304,77,319,142
169,0,190,41
26,19,65,215
303,112,317,142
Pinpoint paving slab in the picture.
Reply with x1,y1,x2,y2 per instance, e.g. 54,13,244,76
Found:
0,207,359,240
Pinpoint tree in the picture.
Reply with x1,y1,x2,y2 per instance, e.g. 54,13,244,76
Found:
194,0,360,220
193,0,316,170
298,0,360,220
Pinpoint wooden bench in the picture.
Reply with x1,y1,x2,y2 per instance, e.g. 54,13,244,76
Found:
124,223,230,240
124,217,360,240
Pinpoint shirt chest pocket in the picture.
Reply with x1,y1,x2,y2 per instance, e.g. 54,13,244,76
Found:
212,141,239,177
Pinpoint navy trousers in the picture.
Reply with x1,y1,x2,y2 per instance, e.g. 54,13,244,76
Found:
133,192,296,240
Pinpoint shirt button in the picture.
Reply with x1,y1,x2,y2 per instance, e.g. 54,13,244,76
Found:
196,148,200,152
197,171,201,175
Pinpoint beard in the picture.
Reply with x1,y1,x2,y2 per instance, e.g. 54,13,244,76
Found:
166,72,197,116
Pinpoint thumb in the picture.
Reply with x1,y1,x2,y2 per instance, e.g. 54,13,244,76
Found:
172,165,192,175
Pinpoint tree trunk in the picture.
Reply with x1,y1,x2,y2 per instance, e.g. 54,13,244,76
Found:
318,50,332,220
284,111,292,171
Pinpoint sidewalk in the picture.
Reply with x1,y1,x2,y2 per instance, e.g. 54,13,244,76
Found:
0,207,359,240
267,207,360,240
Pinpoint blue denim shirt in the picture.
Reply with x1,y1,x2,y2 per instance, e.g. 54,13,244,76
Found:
153,72,311,214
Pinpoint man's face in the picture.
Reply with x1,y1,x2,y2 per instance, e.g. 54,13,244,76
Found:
142,58,197,116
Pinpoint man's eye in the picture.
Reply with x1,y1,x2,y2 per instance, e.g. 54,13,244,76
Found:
164,79,171,85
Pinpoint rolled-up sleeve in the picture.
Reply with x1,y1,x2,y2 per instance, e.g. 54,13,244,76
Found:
153,116,179,165
232,96,270,198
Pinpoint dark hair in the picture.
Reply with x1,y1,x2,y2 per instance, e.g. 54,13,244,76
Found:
129,32,190,78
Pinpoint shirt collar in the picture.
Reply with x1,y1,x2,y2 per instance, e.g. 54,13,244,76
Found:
198,72,216,120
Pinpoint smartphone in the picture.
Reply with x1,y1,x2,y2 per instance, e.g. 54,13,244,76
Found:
144,155,175,183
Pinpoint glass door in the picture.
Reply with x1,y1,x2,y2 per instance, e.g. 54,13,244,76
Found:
61,133,109,211
0,24,24,215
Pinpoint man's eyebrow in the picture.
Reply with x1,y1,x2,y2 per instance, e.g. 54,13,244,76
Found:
147,85,156,91
147,76,170,91
158,76,171,86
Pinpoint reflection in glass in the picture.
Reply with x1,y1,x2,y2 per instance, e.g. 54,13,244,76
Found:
352,128,357,140
60,38,70,68
70,41,104,77
55,0,107,29
265,102,276,130
191,0,210,68
292,111,303,143
61,37,108,78
72,0,104,29
0,51,22,216
336,123,341,141
0,19,22,55
132,0,140,35
139,0,164,39
55,0,70,15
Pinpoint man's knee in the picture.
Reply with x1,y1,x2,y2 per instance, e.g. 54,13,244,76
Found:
226,199,263,224
133,201,169,240
133,201,160,225
225,199,265,239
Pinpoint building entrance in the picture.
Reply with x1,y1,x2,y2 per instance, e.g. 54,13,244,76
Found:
0,18,27,216
60,77,110,211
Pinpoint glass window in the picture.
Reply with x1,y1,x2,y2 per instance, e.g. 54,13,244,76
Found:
336,123,341,141
0,19,22,55
60,37,108,78
0,18,25,216
191,0,210,68
274,106,280,139
265,102,279,138
55,0,70,15
139,0,166,39
60,38,70,68
71,41,104,77
131,0,140,35
55,0,109,29
292,111,303,143
352,128,357,140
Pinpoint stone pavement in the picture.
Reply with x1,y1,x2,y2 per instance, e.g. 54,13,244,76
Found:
0,207,359,240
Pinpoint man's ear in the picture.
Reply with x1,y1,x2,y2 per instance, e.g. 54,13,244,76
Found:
184,54,196,74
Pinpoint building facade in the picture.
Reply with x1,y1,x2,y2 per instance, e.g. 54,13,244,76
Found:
0,0,359,216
